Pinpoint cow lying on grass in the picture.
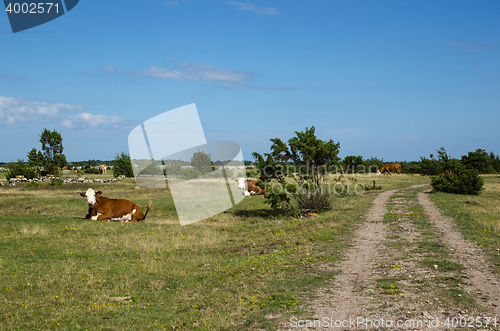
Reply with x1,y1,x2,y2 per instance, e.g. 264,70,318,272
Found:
80,188,152,222
236,178,267,196
377,162,402,176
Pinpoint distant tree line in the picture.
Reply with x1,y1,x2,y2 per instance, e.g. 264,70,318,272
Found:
400,147,500,175
325,147,500,176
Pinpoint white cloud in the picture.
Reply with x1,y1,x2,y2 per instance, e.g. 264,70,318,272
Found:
101,65,123,74
136,62,253,82
60,112,126,129
0,96,128,129
228,1,279,15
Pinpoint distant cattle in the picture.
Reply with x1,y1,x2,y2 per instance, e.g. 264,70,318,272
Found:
99,164,107,174
377,163,402,176
84,166,91,170
80,188,152,222
236,178,266,196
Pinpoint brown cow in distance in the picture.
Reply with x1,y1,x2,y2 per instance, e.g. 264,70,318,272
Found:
377,163,402,176
80,188,151,222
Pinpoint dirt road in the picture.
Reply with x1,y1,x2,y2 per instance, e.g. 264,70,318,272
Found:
280,185,500,330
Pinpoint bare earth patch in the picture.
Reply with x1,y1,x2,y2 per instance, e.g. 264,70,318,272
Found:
418,190,500,316
279,185,500,330
279,190,396,330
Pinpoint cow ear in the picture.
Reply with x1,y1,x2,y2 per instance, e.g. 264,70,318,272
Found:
95,191,102,196
79,192,86,197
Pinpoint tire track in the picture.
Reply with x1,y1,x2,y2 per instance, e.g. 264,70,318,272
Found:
279,189,397,330
418,190,500,316
279,185,500,330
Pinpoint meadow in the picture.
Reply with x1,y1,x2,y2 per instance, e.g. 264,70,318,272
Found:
0,171,498,330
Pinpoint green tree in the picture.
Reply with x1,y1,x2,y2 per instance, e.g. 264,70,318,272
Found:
343,155,363,173
462,149,496,174
190,150,213,175
253,126,340,213
27,148,44,176
113,152,134,178
5,159,37,180
27,128,66,175
363,156,384,173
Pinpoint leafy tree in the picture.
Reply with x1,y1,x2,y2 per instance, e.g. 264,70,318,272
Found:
253,126,340,213
5,159,37,180
27,148,44,176
419,155,444,176
191,150,213,175
400,161,420,174
343,155,363,173
27,128,66,175
113,152,134,178
437,146,449,162
461,149,498,174
363,156,384,173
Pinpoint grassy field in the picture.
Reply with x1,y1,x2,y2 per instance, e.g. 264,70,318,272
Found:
429,175,500,277
1,172,498,330
0,172,388,330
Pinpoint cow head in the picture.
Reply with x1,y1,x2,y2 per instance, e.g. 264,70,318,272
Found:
236,177,247,190
80,188,102,206
377,169,381,176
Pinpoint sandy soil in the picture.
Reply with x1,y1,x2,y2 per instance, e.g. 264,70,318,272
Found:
278,185,500,330
418,189,500,316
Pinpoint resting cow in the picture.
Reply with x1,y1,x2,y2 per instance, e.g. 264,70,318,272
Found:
236,178,266,196
377,163,402,176
80,188,152,222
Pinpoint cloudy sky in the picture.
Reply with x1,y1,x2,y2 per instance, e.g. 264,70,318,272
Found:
1,1,499,162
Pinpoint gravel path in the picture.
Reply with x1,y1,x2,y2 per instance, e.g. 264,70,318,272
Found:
278,185,500,330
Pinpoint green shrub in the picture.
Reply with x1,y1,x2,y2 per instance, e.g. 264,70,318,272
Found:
296,191,333,213
48,178,63,186
114,152,134,178
5,160,37,180
84,167,100,174
431,165,484,195
24,181,41,189
246,169,258,177
419,157,443,176
138,163,163,176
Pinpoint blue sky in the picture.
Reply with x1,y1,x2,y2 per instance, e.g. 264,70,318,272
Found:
1,0,499,163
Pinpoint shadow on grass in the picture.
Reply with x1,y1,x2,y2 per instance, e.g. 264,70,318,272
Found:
231,208,286,219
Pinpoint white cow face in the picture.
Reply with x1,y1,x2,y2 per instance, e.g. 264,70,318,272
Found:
237,177,247,190
80,188,101,206
377,170,381,176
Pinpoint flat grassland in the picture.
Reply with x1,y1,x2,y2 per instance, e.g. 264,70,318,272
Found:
0,173,498,330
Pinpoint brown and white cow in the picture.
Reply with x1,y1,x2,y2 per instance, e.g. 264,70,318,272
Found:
377,163,402,176
80,188,151,222
99,164,107,174
236,178,267,196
